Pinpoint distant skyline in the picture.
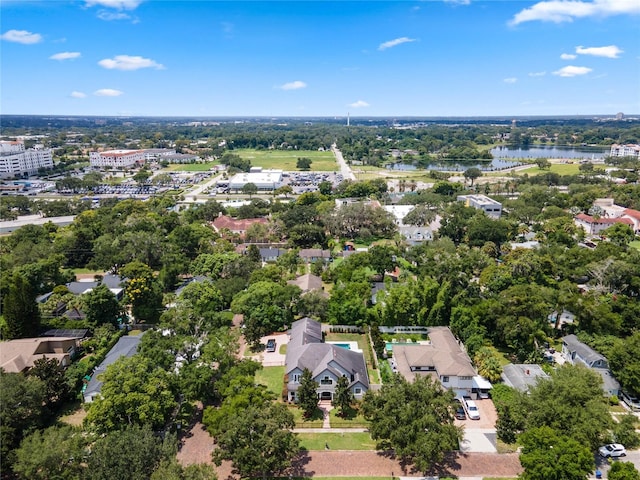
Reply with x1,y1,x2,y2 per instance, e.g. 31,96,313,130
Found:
1,0,639,117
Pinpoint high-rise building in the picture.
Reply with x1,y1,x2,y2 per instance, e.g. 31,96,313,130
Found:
0,141,54,179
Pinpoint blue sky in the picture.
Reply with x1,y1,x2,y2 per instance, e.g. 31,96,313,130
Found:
1,0,639,117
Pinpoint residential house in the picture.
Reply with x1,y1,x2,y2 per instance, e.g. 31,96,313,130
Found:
83,333,144,403
298,248,331,263
65,274,125,300
392,327,483,398
287,273,326,296
259,247,286,263
1,337,80,373
501,364,550,392
573,213,634,236
211,215,268,237
285,318,369,402
562,334,620,396
383,205,440,245
457,194,502,219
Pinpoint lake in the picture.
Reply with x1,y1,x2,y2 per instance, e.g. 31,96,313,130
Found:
491,145,608,159
387,158,523,172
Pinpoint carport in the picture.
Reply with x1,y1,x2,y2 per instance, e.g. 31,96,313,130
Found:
472,375,493,399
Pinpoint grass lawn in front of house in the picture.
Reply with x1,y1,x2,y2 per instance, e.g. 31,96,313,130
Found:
630,240,640,251
255,366,284,396
297,432,376,450
289,405,325,428
329,406,370,428
234,149,338,171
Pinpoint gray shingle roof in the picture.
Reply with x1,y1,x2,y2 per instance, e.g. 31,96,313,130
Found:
501,364,549,392
562,334,607,367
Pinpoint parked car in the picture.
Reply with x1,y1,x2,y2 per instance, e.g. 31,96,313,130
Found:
453,398,466,420
599,443,626,458
266,338,277,352
464,398,481,420
621,390,640,411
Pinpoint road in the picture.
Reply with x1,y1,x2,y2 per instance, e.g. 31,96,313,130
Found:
332,143,356,181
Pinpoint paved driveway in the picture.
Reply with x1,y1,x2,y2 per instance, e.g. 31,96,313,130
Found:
455,398,498,453
251,332,289,366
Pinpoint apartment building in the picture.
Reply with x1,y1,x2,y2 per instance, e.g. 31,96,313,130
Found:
89,149,146,169
610,144,640,158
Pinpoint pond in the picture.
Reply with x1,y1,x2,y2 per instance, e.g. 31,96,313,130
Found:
491,145,608,159
386,158,523,172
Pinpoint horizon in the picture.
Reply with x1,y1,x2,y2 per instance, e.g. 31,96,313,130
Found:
2,0,639,117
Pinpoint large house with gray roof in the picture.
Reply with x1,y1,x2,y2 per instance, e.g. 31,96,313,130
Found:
562,334,620,396
285,318,369,402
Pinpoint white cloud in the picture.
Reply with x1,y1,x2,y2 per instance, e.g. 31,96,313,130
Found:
576,45,623,58
529,71,547,76
378,37,417,51
85,0,143,9
279,81,307,90
94,88,123,96
444,0,471,4
50,52,81,61
561,53,577,60
1,29,42,44
97,11,133,21
348,100,370,108
510,0,640,25
553,65,593,77
70,91,87,98
98,55,164,70
503,77,518,84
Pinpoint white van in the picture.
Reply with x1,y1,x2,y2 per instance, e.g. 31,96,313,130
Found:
464,399,481,420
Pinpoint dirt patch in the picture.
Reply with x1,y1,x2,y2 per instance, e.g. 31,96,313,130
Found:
60,405,88,427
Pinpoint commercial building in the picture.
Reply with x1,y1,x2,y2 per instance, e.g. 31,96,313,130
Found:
228,168,283,191
0,141,53,178
610,144,640,158
457,194,502,219
89,149,145,169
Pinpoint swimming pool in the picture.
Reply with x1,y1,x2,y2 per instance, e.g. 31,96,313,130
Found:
333,343,351,350
385,342,419,352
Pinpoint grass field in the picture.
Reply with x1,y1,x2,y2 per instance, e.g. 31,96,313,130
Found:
290,405,325,428
234,148,338,171
255,366,284,395
630,240,640,251
329,407,370,428
164,163,214,172
297,432,376,450
513,163,607,176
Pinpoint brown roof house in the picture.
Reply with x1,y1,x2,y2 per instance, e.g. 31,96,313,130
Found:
391,327,482,398
287,273,327,297
211,214,267,237
1,337,80,373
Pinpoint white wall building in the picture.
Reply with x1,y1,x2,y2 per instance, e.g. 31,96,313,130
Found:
457,194,502,219
228,169,283,191
0,141,54,179
610,144,640,158
90,149,145,169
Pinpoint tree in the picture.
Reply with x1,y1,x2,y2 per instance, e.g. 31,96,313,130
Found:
84,355,177,433
212,402,299,479
274,185,293,198
473,346,503,383
463,167,482,186
296,157,312,170
608,462,640,480
403,204,437,226
361,375,462,474
28,357,70,408
133,169,152,185
120,261,164,323
86,425,174,480
535,158,551,170
82,283,121,326
603,223,635,247
13,425,87,480
2,272,41,339
151,461,218,480
242,182,258,198
0,371,46,465
518,426,594,480
297,368,319,417
333,375,354,416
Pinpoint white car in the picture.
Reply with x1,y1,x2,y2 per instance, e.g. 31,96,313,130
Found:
599,444,626,458
464,399,481,420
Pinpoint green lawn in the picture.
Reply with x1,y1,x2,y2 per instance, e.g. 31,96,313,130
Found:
279,344,287,355
234,149,338,171
297,432,376,450
289,405,324,428
514,163,606,176
166,163,213,172
329,406,370,428
255,366,284,396
630,240,640,251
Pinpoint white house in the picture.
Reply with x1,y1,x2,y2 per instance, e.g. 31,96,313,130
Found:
285,318,369,402
562,334,620,396
457,194,502,219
